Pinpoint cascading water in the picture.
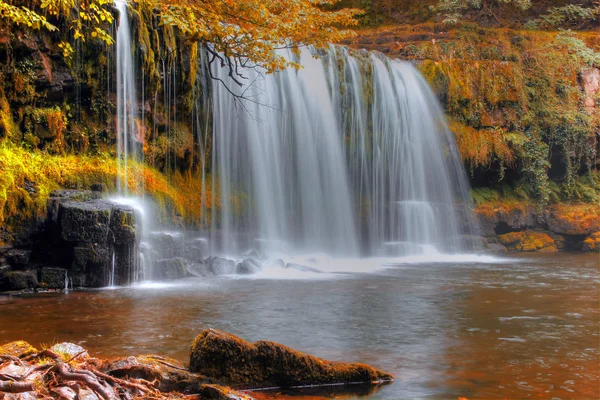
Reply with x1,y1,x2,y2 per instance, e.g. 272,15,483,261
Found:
111,0,149,284
207,46,477,257
114,0,139,193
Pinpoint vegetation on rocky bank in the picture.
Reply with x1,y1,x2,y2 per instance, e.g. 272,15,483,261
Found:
0,0,598,253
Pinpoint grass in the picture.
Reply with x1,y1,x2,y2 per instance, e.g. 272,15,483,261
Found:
0,143,191,227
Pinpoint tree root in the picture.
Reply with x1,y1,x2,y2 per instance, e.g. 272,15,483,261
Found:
0,353,174,399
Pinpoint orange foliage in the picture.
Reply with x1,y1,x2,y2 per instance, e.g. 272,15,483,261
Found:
451,121,515,168
143,0,361,74
547,203,600,235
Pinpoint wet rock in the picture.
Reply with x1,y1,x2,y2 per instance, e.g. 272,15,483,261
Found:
484,243,508,254
36,190,142,288
39,267,67,289
235,258,262,275
285,263,322,273
205,256,236,275
475,203,537,237
0,341,37,358
547,205,600,236
186,261,208,277
104,355,208,394
90,183,106,193
156,258,188,280
6,249,31,267
0,271,38,291
109,205,137,245
50,342,89,361
149,232,184,259
189,329,393,389
185,237,210,262
59,200,112,243
199,384,255,400
582,232,600,252
71,244,110,288
498,231,557,252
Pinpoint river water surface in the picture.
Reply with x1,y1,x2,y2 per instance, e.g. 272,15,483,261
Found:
0,253,598,399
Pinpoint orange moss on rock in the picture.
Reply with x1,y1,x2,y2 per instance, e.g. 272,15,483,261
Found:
582,232,600,252
498,230,557,252
189,329,394,389
0,340,37,358
474,200,536,236
547,204,600,236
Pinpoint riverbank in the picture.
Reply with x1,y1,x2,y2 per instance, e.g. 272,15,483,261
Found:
0,329,393,399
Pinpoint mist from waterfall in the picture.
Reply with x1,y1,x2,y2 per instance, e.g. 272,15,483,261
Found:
207,46,477,257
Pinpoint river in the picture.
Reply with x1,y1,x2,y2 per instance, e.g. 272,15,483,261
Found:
1,252,598,399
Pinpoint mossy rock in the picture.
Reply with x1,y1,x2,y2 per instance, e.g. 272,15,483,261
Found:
189,328,394,389
582,232,600,252
547,204,600,236
0,340,37,357
498,231,557,252
0,270,38,291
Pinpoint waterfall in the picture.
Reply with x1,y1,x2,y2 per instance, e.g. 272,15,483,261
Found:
114,0,139,193
208,46,477,257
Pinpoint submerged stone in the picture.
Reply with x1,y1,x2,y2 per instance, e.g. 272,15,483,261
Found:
189,328,393,389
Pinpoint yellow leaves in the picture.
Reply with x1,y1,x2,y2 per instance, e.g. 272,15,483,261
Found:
141,0,360,74
0,0,114,59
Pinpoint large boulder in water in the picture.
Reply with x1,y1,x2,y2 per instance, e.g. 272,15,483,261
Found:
155,258,188,280
235,258,262,275
189,329,394,389
205,256,236,275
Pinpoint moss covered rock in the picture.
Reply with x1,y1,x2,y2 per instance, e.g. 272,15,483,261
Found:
0,270,38,291
582,232,600,252
547,204,600,236
498,231,557,252
189,329,394,389
0,340,37,357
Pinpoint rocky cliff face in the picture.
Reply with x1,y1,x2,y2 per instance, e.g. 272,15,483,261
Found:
0,189,142,292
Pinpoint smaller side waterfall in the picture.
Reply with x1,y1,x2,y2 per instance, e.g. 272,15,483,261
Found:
114,0,140,193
